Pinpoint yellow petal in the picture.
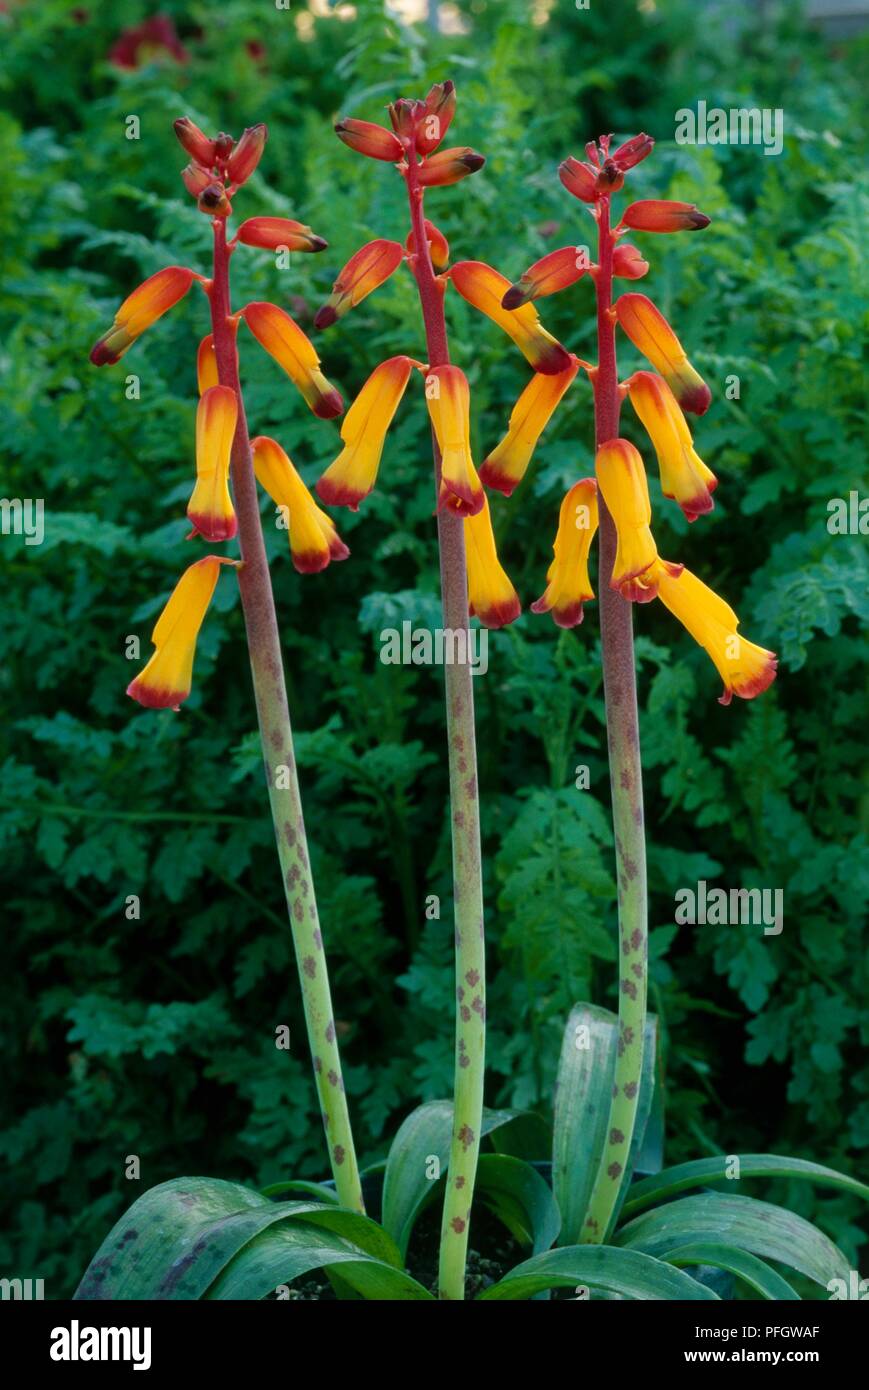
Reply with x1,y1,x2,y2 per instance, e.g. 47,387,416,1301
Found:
464,496,521,628
531,478,598,627
653,561,777,704
425,364,485,516
252,435,349,573
243,302,343,418
317,356,418,509
595,439,659,599
449,260,572,375
628,371,717,520
481,360,579,496
127,556,234,709
187,385,238,542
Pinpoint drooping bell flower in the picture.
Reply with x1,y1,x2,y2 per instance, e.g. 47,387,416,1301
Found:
501,247,590,309
449,260,572,375
317,356,420,510
464,497,521,629
531,478,599,627
313,240,405,329
226,124,267,185
425,364,485,516
612,243,649,280
197,335,219,393
127,556,235,710
480,359,579,496
558,157,599,203
627,371,717,521
416,80,457,155
187,386,238,542
242,302,343,419
90,266,196,365
236,217,328,253
405,219,450,273
334,118,404,162
252,435,349,574
615,294,711,416
417,148,485,187
651,561,777,705
595,439,673,602
620,200,710,233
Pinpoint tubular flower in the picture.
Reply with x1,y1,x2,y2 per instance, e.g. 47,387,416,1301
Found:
236,217,328,253
243,301,343,419
628,371,717,521
417,148,485,187
187,386,238,542
173,117,218,169
651,561,778,705
425,364,485,516
531,479,598,628
317,356,419,510
252,435,350,574
90,266,195,365
615,293,711,416
612,243,649,280
127,556,235,710
621,200,710,234
464,497,521,629
313,240,405,329
480,358,579,496
501,247,591,309
416,80,456,155
225,124,267,185
405,219,450,273
449,260,572,375
610,132,655,170
196,335,219,393
595,439,671,602
334,118,404,162
558,157,599,203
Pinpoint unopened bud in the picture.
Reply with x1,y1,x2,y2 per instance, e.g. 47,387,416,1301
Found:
596,159,624,192
181,162,212,198
417,147,484,187
198,183,231,217
237,216,327,253
558,157,599,203
174,117,217,169
612,243,649,280
226,124,267,185
416,80,456,155
335,118,404,162
388,97,425,140
611,132,654,171
621,199,710,233
405,218,450,272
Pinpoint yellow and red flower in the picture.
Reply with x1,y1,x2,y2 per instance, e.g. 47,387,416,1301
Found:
425,365,485,516
252,435,349,574
187,386,238,542
334,118,404,162
480,359,579,496
317,356,420,510
627,371,717,521
531,479,598,627
405,219,450,273
464,497,521,628
614,293,711,416
449,260,572,375
595,439,671,602
620,200,710,234
236,217,328,253
243,301,344,419
127,556,236,710
90,266,196,365
501,247,591,309
313,240,405,329
417,147,486,186
196,334,219,394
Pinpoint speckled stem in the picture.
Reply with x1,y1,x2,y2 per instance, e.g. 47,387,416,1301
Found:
209,218,364,1213
402,154,486,1301
580,194,648,1243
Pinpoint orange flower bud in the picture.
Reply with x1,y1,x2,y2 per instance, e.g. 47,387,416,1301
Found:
174,117,217,169
127,556,236,710
595,439,669,601
405,219,450,273
501,246,591,309
313,239,404,329
464,497,521,629
417,147,485,187
531,479,598,628
90,266,195,365
181,162,212,198
187,386,238,542
621,200,710,234
317,356,418,510
236,216,328,253
197,183,232,218
611,133,654,171
627,371,717,521
480,360,579,497
335,118,404,162
226,124,267,185
612,243,649,280
196,335,219,394
449,260,572,375
416,80,456,155
252,435,349,574
596,159,624,193
425,365,485,517
558,157,599,203
243,301,343,419
615,293,711,416
388,98,425,141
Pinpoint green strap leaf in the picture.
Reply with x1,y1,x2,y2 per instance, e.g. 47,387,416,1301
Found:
259,1180,341,1204
475,1155,561,1255
477,1245,719,1301
616,1193,850,1289
381,1099,519,1257
661,1242,800,1300
552,1004,657,1244
621,1153,869,1219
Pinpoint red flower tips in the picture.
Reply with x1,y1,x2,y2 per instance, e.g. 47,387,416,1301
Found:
174,118,217,170
244,302,344,419
612,243,649,280
90,266,195,365
501,246,591,309
405,219,450,273
558,157,600,203
313,240,405,330
237,217,328,254
417,148,485,188
621,200,711,234
226,124,268,185
335,118,404,163
425,365,485,516
416,80,457,155
610,132,655,171
187,386,238,542
450,260,572,375
615,294,712,416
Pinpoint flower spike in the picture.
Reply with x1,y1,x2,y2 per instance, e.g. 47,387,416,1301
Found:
317,356,419,511
615,293,712,416
236,217,328,253
480,359,579,497
127,556,236,710
449,260,572,375
187,386,238,542
313,240,405,329
595,439,672,602
252,435,349,574
90,266,195,365
502,247,591,309
464,497,521,629
531,478,599,627
243,301,343,419
425,364,485,516
627,371,717,521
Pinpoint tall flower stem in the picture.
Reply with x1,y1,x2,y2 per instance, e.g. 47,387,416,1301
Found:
208,217,364,1213
581,194,649,1242
402,159,486,1301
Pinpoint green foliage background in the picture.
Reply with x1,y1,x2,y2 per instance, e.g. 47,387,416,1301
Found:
0,0,866,1294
